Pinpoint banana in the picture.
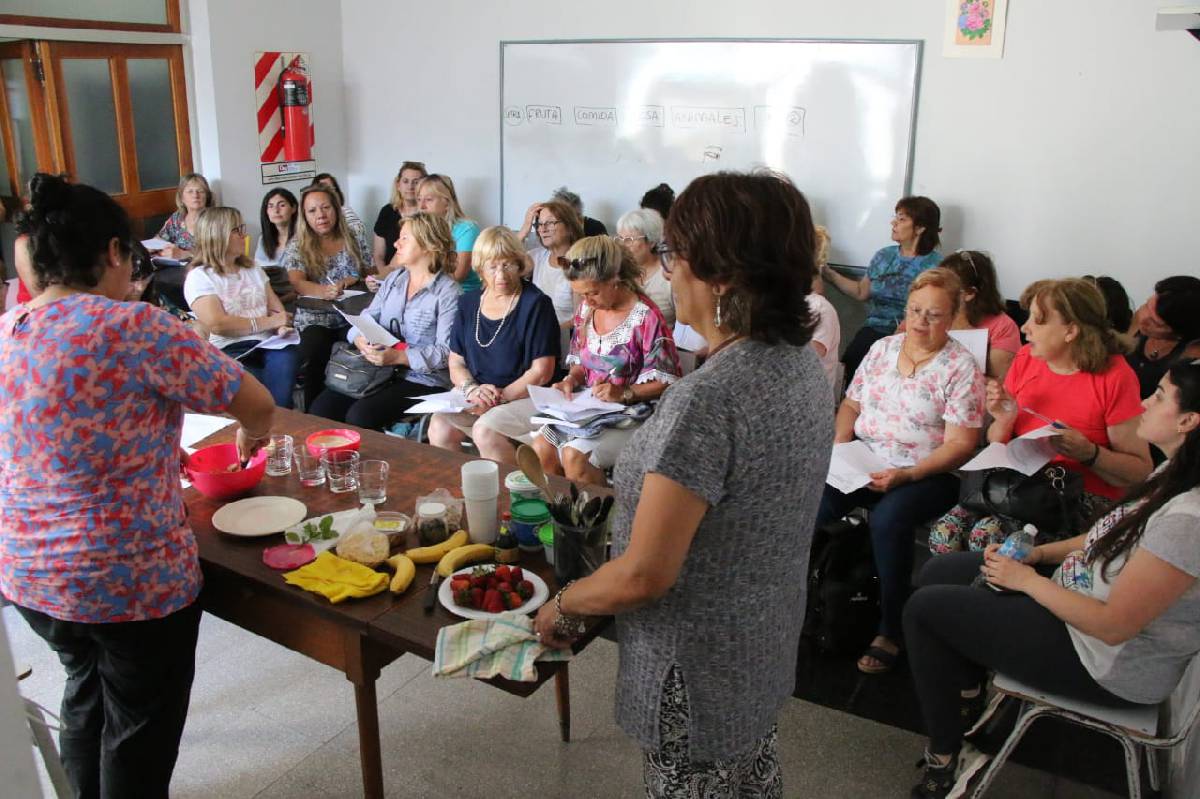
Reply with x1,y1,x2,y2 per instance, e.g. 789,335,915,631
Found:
404,530,468,563
386,554,415,594
436,544,495,577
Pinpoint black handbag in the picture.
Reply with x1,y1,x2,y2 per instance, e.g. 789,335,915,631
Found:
323,341,401,399
960,464,1084,539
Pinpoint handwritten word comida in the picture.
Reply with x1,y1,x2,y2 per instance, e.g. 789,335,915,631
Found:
526,105,562,124
670,107,746,132
503,106,525,126
574,107,617,125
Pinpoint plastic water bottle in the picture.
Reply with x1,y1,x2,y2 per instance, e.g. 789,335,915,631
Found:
974,524,1038,592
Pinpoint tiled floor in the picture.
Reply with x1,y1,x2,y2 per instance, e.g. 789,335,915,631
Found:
7,607,1119,798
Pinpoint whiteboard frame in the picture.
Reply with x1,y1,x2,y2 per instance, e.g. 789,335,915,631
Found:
499,37,924,266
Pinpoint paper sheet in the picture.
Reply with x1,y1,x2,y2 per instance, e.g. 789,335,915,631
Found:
673,322,707,352
826,441,888,494
300,289,366,300
337,309,400,347
406,390,470,414
527,385,625,421
233,330,301,360
948,328,988,373
961,424,1062,476
140,237,170,251
182,413,235,449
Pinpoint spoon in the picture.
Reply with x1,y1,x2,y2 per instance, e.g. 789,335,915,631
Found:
516,444,555,504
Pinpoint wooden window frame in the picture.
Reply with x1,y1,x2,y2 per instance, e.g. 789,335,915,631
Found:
0,0,180,34
0,40,54,203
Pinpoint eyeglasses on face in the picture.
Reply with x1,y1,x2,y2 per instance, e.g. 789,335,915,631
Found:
614,234,647,245
535,220,561,230
905,306,949,324
485,261,522,275
651,242,679,274
232,224,248,235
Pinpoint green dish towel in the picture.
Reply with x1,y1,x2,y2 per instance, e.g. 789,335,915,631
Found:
432,612,570,681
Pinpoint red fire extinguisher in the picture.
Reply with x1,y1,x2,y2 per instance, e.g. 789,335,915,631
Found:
279,57,312,162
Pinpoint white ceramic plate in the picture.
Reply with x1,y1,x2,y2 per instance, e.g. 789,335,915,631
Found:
438,565,550,620
211,496,307,537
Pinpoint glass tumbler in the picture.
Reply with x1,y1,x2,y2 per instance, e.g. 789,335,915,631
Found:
322,450,360,494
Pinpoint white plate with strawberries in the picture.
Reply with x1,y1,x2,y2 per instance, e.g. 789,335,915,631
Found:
437,564,550,620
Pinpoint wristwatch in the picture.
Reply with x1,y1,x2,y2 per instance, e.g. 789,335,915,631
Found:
621,387,635,404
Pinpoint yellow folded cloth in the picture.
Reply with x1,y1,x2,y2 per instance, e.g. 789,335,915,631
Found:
282,551,388,603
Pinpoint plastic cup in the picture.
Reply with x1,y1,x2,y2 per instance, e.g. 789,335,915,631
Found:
322,450,360,494
464,495,499,544
265,434,294,477
358,459,389,505
461,459,500,500
295,446,326,487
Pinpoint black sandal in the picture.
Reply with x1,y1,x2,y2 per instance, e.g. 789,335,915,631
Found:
857,644,902,674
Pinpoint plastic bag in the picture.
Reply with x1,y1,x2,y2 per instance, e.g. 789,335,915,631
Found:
415,488,463,529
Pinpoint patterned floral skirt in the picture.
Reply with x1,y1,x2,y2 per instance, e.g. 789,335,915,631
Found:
642,666,782,799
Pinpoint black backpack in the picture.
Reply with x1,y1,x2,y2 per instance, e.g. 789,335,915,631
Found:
802,514,880,656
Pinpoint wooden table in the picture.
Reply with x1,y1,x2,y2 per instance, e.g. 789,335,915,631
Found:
186,409,609,799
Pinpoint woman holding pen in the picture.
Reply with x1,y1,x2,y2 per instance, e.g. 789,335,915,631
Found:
308,214,458,430
282,184,371,408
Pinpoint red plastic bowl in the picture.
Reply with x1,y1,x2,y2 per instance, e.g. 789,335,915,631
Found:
185,443,267,500
305,428,361,458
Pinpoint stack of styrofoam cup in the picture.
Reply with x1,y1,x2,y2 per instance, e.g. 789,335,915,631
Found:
461,460,500,544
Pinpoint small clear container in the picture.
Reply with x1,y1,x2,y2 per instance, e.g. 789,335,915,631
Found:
372,511,412,548
416,502,450,546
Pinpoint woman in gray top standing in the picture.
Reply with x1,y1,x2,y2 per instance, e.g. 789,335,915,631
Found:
534,171,834,797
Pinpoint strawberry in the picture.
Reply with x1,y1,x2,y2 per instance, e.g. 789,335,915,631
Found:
516,580,534,599
450,577,471,594
470,587,484,608
508,567,524,584
497,581,514,594
495,565,511,582
484,594,505,614
483,588,502,609
453,586,472,607
503,591,523,610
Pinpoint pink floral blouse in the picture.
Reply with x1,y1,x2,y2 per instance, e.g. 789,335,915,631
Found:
846,334,985,468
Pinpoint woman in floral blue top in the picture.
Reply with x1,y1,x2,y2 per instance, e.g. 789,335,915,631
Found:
153,173,212,261
821,195,942,388
282,184,372,408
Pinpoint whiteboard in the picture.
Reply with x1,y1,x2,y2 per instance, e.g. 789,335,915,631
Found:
501,39,922,268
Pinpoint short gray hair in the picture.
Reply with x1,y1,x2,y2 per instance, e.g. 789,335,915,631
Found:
616,208,663,246
563,236,642,295
551,186,583,212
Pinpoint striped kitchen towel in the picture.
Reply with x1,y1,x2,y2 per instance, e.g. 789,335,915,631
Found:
432,612,571,681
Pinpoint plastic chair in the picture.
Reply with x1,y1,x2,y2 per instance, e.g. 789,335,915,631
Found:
969,660,1200,798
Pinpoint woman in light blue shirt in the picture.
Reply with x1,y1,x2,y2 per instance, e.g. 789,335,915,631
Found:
417,174,482,293
308,213,459,429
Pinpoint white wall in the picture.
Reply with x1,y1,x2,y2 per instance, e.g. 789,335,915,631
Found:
338,0,1199,302
185,0,348,237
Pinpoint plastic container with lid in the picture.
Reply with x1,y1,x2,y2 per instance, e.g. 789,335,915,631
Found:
416,502,450,546
505,470,542,504
537,522,555,566
510,498,552,552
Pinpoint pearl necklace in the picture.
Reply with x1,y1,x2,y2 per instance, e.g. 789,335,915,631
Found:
475,289,520,348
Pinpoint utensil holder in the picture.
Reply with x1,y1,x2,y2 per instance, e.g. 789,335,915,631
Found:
552,518,608,584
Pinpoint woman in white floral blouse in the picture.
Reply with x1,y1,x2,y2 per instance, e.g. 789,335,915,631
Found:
815,267,985,675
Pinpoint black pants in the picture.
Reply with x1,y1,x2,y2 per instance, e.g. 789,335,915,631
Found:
15,601,203,799
298,325,345,410
307,377,432,430
903,552,1133,755
840,324,890,393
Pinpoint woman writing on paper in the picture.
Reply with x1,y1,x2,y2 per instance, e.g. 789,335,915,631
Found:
930,278,1153,554
428,226,560,462
184,207,299,408
282,184,371,408
308,213,459,430
816,267,985,674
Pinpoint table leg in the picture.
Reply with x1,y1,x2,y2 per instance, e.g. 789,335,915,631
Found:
555,664,571,742
353,678,385,799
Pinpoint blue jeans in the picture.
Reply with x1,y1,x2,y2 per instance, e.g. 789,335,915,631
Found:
224,343,299,409
815,472,960,641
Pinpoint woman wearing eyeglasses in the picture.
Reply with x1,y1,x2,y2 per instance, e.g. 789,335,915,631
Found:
816,267,985,675
308,213,459,430
428,226,560,461
518,198,584,325
822,196,942,390
183,207,299,408
528,236,680,485
615,207,675,327
929,278,1152,555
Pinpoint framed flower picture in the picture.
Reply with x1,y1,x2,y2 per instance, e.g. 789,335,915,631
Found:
944,0,1009,58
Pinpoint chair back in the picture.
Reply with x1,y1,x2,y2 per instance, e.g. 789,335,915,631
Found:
1159,650,1200,745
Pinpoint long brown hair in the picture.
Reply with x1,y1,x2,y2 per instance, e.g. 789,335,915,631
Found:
295,185,365,282
940,250,1004,326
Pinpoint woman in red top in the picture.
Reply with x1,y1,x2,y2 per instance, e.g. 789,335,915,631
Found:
930,278,1152,552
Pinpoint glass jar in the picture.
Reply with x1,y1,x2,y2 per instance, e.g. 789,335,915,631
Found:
416,502,450,546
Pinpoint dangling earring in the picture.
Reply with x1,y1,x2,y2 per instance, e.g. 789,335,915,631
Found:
714,294,723,328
